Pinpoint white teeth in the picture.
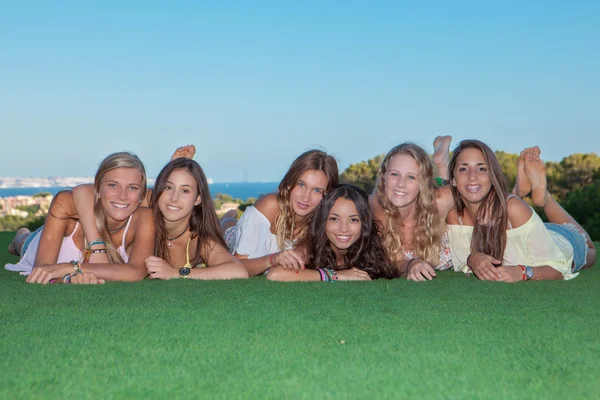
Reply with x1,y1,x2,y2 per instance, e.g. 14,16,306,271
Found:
466,185,481,193
336,236,350,241
112,203,128,209
166,205,181,211
393,190,407,197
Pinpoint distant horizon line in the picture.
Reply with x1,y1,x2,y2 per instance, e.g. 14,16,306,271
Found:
0,178,280,188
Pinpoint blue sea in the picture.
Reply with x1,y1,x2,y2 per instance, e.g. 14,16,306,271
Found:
0,182,279,201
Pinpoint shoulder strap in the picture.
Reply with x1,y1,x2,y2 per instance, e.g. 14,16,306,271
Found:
121,215,133,248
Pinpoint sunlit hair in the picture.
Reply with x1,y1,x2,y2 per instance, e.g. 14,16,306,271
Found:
374,143,443,267
275,149,339,249
93,152,147,263
301,184,398,279
448,140,509,261
150,158,227,266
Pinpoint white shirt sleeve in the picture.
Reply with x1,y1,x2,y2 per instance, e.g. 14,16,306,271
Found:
225,206,281,259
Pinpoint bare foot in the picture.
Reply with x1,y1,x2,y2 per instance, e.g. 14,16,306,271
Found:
432,135,452,168
513,148,532,197
523,147,548,207
170,145,196,161
221,209,238,221
8,227,31,256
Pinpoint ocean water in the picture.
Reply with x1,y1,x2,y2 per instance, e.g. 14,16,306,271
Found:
0,182,279,201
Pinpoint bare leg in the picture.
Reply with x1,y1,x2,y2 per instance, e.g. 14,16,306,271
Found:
432,135,452,180
542,196,596,268
220,209,238,235
513,148,532,197
170,145,196,161
8,227,31,257
525,149,596,268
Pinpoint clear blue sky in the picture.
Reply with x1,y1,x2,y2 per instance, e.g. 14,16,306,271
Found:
1,1,598,182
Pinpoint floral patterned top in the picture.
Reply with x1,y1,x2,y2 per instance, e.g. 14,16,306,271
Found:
403,229,453,270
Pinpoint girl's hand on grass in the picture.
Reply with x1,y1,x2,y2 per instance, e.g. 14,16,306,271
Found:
273,250,305,272
70,272,105,285
407,260,437,281
496,266,523,283
145,256,178,280
26,263,72,284
468,252,501,281
337,268,372,281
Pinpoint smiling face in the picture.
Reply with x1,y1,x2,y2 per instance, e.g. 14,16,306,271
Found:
325,197,362,252
98,167,144,224
452,147,492,207
157,169,201,223
289,169,329,217
383,154,421,209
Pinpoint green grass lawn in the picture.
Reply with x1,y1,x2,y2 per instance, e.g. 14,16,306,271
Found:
1,231,599,399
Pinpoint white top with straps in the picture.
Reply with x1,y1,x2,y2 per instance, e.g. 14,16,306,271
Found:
5,216,132,275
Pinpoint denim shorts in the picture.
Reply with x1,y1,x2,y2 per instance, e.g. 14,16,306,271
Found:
545,223,589,272
21,226,43,256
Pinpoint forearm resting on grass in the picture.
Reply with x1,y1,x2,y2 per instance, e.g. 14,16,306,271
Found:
266,266,321,281
236,253,274,276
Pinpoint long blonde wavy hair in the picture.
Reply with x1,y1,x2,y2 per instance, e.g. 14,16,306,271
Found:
92,152,147,263
374,143,443,266
275,149,339,249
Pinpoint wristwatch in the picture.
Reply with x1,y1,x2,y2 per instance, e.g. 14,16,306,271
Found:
179,267,191,279
524,265,534,280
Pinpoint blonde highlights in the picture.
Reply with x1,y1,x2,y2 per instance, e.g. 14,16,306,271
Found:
93,152,147,263
375,143,443,267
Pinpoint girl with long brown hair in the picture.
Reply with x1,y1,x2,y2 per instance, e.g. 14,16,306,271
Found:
7,152,156,284
266,184,399,281
223,149,339,276
71,156,247,280
446,140,595,281
143,158,247,279
370,137,456,281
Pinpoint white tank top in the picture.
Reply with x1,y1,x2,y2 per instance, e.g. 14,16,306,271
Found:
5,216,132,275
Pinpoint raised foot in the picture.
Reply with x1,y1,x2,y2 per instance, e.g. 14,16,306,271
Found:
432,135,452,167
523,146,547,207
170,145,197,161
513,148,532,197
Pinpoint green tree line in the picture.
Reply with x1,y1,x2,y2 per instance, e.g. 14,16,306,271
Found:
340,151,600,240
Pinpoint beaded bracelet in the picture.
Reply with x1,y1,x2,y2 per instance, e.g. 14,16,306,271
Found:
324,268,338,281
70,260,82,274
63,273,73,284
88,239,106,248
90,249,108,254
318,268,329,282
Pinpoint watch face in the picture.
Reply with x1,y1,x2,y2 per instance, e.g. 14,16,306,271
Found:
526,266,534,279
179,267,191,276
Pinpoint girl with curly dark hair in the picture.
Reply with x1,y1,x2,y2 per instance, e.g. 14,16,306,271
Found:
267,184,400,281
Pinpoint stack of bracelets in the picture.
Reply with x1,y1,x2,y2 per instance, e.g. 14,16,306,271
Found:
83,238,108,262
58,239,109,284
318,268,339,282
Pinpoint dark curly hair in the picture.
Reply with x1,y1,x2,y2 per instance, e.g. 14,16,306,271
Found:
303,184,399,279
